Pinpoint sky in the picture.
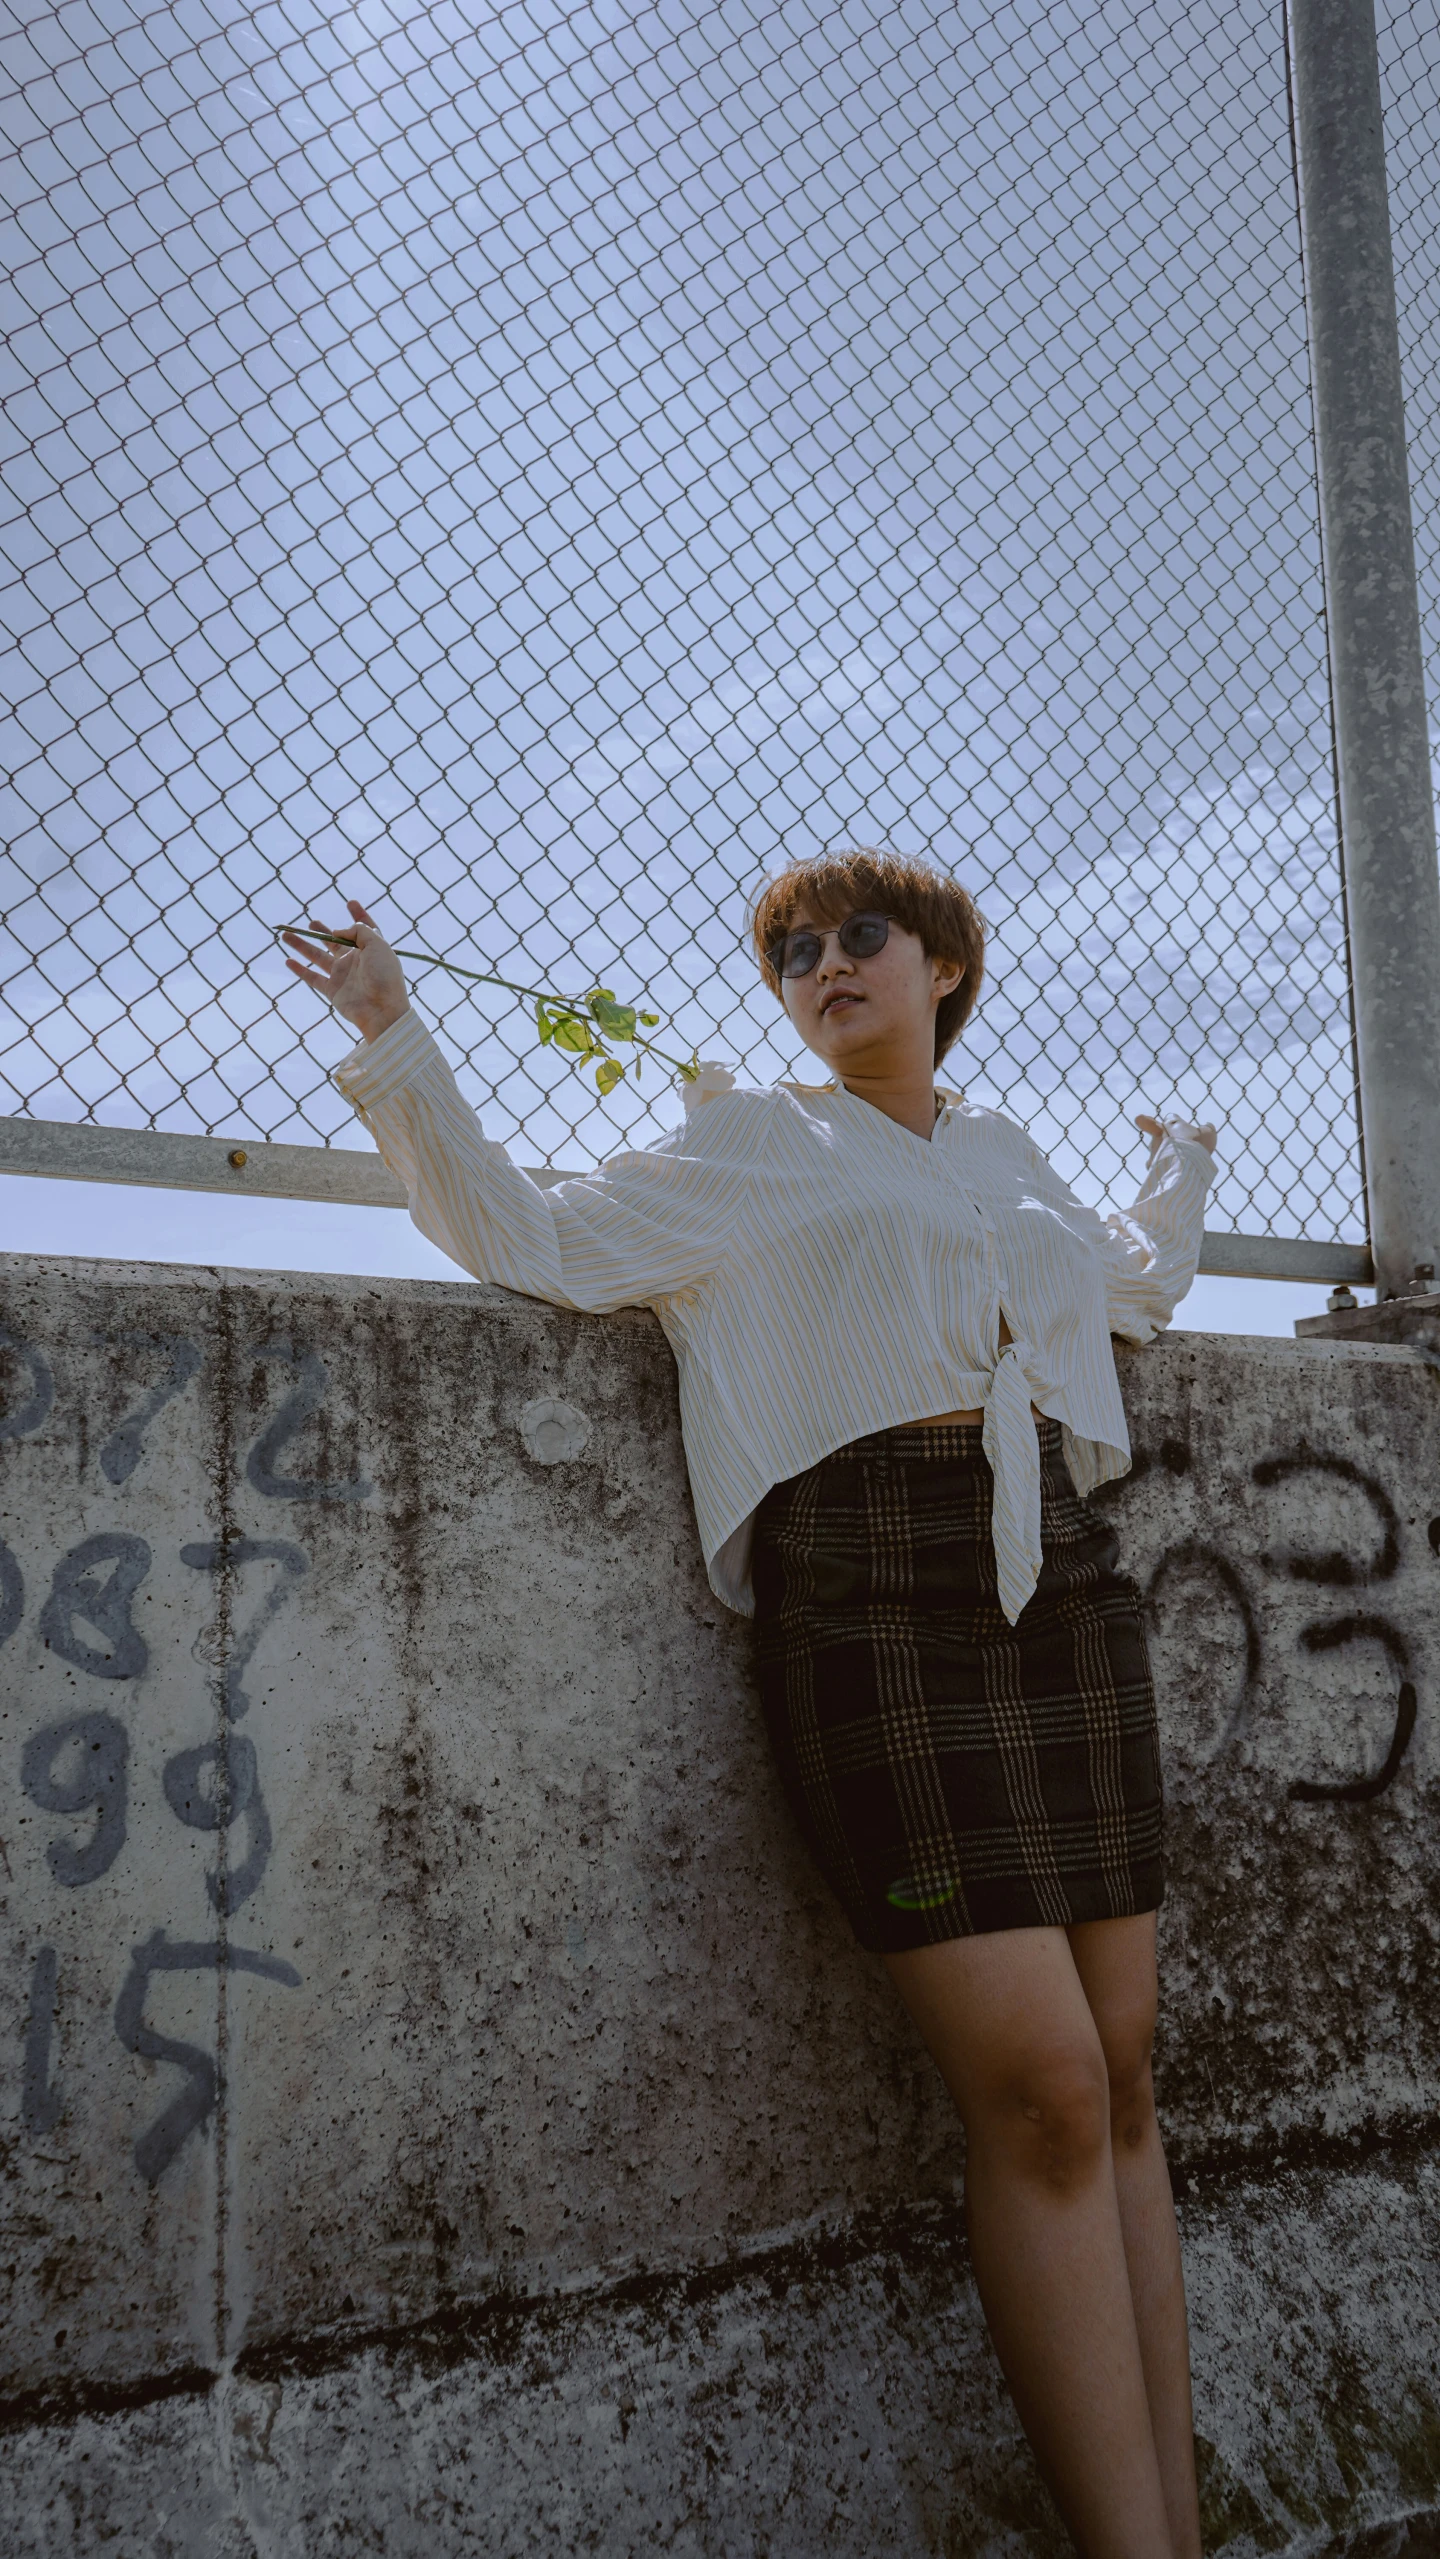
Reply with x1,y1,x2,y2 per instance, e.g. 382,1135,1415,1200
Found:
2,0,1436,1283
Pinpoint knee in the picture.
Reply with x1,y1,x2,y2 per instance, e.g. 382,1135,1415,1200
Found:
990,2047,1112,2194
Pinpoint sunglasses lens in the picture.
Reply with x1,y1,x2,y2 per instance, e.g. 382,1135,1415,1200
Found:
840,913,889,958
768,912,890,978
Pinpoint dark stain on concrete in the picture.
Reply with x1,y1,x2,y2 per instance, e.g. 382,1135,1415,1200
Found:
0,2356,215,2439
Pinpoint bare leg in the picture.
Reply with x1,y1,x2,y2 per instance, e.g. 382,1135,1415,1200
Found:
1069,1916,1202,2559
886,1925,1175,2558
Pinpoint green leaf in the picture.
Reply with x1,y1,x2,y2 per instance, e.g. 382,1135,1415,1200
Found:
595,1057,624,1094
551,1010,597,1055
535,998,554,1045
590,995,637,1041
638,1011,659,1027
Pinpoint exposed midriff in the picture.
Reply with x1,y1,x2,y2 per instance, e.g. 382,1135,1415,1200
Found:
918,1321,1034,1425
916,1405,1044,1423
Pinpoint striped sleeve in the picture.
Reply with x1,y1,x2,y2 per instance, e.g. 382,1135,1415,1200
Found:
1096,1122,1216,1342
333,1008,752,1313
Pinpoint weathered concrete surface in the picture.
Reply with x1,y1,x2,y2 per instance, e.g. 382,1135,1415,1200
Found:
1102,1331,1440,2168
2,1250,1439,2552
2,2157,1439,2557
1297,1294,1440,1351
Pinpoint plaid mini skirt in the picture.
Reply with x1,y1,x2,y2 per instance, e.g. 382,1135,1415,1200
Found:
751,1418,1163,1954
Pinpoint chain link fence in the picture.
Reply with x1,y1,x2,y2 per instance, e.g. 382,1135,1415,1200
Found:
1381,0,1440,874
1,0,1435,1251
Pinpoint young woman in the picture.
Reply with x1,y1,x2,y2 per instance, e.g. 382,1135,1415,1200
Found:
285,849,1215,2559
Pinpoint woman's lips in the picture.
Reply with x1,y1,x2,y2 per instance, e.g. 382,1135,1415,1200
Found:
820,991,861,1015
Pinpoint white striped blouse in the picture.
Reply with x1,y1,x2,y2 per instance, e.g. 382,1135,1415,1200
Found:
335,1011,1214,1626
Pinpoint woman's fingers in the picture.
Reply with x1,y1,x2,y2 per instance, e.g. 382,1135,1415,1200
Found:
280,903,376,965
281,898,407,1040
1134,1111,1219,1156
282,930,340,970
281,916,374,983
280,922,363,1015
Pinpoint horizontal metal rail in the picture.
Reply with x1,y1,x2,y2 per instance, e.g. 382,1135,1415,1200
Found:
1192,1232,1370,1284
0,1118,1373,1288
0,1115,411,1211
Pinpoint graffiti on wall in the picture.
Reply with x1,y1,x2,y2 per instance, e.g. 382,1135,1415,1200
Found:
1125,1432,1427,1801
2,1325,369,2185
4,1314,1434,2197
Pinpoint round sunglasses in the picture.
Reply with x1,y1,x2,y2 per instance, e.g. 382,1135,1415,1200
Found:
766,910,891,981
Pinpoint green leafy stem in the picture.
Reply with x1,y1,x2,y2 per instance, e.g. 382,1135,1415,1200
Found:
280,928,700,1096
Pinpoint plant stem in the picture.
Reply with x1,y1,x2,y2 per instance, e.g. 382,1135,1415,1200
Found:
278,928,698,1078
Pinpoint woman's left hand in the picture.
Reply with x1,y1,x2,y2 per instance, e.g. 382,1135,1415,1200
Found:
282,899,408,1043
1136,1113,1217,1158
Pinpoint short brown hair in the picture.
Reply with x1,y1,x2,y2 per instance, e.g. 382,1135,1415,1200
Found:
750,849,985,1065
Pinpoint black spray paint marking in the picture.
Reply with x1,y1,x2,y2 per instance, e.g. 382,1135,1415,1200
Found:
114,1931,301,2188
244,1342,371,1502
38,1534,151,1680
1143,1540,1261,1753
1250,1453,1401,1584
164,1540,305,1913
1127,1435,1192,1483
1145,1540,1261,1672
180,1537,308,1721
163,1733,272,1915
97,1333,202,1485
21,1710,129,1885
1289,1615,1417,1804
0,1535,22,1647
22,1944,62,2137
0,1327,55,1440
1139,1471,1420,1802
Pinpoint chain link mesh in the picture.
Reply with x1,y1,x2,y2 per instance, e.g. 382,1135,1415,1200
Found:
1,0,1403,1242
1380,0,1440,887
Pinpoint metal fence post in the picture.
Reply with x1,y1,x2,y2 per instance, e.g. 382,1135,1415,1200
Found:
1287,0,1440,1301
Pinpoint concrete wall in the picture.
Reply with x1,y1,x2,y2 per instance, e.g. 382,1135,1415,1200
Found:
1,1248,1438,2556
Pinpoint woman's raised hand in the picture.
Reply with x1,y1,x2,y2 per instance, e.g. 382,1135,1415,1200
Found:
1135,1112,1217,1158
282,900,409,1045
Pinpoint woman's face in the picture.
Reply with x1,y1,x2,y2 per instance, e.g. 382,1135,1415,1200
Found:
778,908,963,1077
